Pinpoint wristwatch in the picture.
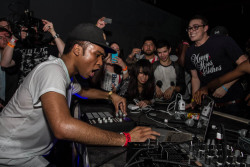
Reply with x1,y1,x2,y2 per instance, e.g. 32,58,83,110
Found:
53,34,60,39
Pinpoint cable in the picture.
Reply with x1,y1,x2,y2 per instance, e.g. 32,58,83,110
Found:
124,147,156,167
125,156,199,167
165,93,183,115
153,159,199,167
145,113,182,132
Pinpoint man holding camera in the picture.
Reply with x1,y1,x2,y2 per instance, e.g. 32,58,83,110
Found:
126,36,159,64
0,19,65,85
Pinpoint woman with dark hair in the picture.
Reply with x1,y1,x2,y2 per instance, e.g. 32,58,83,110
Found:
100,42,129,92
118,59,155,108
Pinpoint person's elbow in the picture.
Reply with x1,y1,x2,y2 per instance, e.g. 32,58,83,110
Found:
51,121,71,140
236,55,248,65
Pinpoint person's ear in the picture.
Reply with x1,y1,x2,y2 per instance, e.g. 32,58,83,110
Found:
73,44,82,56
204,25,209,33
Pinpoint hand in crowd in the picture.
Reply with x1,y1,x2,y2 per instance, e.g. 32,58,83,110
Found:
96,17,106,29
137,100,149,108
129,126,160,142
164,86,174,100
212,86,227,98
155,86,163,98
193,86,209,105
113,57,126,69
245,93,250,106
104,54,112,64
111,83,117,93
42,19,56,34
20,27,28,40
128,48,141,59
185,101,197,110
110,93,127,115
105,54,127,69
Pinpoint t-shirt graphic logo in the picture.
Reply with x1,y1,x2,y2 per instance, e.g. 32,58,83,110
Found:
191,53,221,76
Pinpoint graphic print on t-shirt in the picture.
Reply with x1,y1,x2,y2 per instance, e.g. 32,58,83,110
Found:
191,53,221,77
18,46,56,84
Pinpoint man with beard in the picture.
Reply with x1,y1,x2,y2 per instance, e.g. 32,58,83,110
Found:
126,36,159,64
0,23,159,167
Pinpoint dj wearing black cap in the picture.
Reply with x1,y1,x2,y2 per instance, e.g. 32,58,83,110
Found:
0,23,160,166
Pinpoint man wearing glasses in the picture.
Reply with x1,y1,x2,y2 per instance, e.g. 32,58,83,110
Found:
185,15,248,116
0,18,11,32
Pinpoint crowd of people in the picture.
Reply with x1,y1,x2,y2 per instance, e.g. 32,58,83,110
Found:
0,14,249,166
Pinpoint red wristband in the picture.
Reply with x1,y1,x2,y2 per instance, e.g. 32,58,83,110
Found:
122,132,131,147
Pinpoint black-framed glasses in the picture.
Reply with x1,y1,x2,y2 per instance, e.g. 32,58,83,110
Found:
186,25,205,32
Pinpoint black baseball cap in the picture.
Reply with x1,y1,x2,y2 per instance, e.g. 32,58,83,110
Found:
210,26,228,36
68,23,115,53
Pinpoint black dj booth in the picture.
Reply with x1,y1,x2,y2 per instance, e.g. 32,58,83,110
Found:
71,98,250,167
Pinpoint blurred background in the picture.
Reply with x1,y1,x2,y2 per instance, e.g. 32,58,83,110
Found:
1,0,250,56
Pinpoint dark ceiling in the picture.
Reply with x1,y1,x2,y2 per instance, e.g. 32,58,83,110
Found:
141,0,250,48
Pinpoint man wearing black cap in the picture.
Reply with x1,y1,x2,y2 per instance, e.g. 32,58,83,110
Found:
0,23,160,166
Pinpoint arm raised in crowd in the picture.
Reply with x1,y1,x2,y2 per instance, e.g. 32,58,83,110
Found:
96,17,107,29
42,19,65,57
126,48,141,64
0,32,21,67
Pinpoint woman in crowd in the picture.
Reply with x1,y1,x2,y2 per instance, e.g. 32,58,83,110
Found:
118,59,155,108
100,42,129,92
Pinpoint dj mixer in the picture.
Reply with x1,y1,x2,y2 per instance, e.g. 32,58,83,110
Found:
126,138,250,167
74,98,250,167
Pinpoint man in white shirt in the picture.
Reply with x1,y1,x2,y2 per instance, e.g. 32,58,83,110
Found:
0,23,159,167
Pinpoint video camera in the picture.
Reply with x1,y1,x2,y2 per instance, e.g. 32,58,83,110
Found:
7,10,53,46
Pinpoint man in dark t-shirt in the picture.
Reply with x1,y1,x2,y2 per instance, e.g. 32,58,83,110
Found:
1,19,65,85
185,15,247,116
13,44,59,84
